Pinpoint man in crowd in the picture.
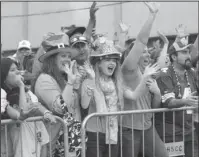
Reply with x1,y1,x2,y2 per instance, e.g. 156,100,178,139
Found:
156,25,198,157
9,40,35,86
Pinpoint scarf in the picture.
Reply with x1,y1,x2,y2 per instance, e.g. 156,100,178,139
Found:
98,77,119,144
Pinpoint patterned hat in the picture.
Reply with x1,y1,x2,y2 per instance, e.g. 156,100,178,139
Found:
89,38,121,65
168,24,193,55
39,32,79,62
66,26,86,38
168,35,193,55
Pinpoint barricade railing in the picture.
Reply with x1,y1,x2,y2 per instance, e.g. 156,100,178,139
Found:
1,116,69,157
81,107,197,157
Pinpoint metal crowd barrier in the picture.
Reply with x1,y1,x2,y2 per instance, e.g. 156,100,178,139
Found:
81,107,197,157
1,116,69,157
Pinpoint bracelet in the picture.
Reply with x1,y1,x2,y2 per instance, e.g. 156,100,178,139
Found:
44,110,52,116
66,82,73,86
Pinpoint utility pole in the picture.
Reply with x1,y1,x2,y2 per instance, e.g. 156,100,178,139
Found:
22,2,29,40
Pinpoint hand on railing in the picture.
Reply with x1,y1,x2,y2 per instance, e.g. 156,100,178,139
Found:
43,112,57,124
18,106,39,120
184,91,198,108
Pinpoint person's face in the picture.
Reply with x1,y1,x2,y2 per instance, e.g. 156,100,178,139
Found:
17,48,31,58
98,57,117,77
4,63,21,88
138,48,151,69
17,48,31,67
56,51,72,73
73,42,89,65
174,48,192,70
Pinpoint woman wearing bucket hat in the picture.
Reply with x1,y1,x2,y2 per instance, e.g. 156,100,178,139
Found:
33,32,83,156
1,57,56,157
81,38,160,157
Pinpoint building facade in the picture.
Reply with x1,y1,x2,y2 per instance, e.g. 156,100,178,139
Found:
1,2,198,54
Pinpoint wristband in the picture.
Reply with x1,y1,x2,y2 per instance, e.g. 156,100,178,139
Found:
66,82,73,86
44,110,52,116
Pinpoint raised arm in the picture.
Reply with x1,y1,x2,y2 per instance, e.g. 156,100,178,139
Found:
32,46,44,76
81,79,94,109
156,31,169,68
83,2,99,42
117,22,130,49
124,63,160,100
194,35,198,50
122,2,159,71
191,35,198,61
17,75,29,110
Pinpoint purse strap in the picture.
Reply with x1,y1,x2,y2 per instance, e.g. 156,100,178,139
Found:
60,95,69,113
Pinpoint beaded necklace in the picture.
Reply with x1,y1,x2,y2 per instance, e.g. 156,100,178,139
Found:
171,64,190,98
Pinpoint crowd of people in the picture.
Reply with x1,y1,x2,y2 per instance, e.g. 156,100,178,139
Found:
1,2,199,157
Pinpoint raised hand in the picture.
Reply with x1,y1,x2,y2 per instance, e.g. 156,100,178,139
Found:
64,60,77,84
143,63,160,78
90,1,99,20
119,21,131,34
144,2,160,14
83,61,95,79
157,31,169,45
175,24,189,38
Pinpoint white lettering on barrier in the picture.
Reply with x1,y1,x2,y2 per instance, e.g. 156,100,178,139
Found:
165,141,184,157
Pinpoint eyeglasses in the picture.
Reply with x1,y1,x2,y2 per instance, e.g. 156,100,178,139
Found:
70,36,87,45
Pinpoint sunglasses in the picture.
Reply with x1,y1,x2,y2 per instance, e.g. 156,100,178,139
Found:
70,36,87,45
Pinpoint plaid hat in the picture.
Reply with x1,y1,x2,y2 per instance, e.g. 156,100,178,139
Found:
17,40,31,50
39,33,79,62
89,38,121,65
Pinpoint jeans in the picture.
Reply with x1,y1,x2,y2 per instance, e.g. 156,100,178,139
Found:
120,126,169,157
86,132,118,157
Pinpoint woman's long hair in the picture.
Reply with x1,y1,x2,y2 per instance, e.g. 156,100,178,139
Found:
93,59,124,110
32,54,67,92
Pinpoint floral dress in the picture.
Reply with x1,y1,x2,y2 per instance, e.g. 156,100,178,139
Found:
53,92,82,157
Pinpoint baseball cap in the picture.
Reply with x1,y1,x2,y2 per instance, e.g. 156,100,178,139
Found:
17,40,31,50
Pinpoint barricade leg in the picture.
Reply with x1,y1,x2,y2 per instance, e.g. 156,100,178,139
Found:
1,125,13,157
122,128,141,157
143,126,169,157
